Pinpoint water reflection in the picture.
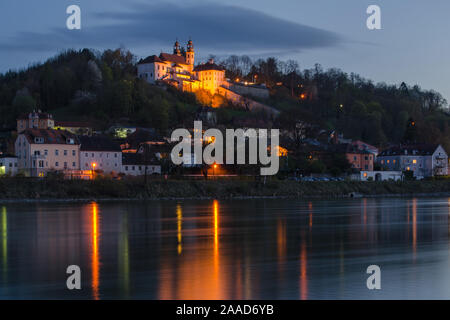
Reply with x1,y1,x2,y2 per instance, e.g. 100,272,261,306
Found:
2,198,450,299
177,204,183,255
1,206,6,278
119,211,129,298
299,240,307,300
412,198,417,260
89,202,100,300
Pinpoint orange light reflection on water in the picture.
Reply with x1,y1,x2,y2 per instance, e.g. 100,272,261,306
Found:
91,202,100,300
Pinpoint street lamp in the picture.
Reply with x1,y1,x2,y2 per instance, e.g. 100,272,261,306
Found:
213,163,217,177
91,162,97,180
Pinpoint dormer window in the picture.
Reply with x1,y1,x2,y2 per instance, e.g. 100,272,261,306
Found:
34,137,44,144
66,138,74,144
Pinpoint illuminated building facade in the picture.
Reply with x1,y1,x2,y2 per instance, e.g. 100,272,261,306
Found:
137,39,226,95
15,129,80,177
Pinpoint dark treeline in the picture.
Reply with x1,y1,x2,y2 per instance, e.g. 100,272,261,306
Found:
1,49,450,152
219,54,450,150
0,48,200,133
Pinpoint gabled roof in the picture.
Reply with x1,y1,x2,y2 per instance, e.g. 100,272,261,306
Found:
122,152,160,165
159,53,186,64
138,55,163,64
379,144,443,157
79,135,121,152
20,129,79,145
125,128,165,149
194,61,225,72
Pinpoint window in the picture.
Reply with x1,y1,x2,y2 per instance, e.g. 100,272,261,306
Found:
55,162,59,167
114,153,118,158
44,150,48,156
365,156,368,160
55,150,59,156
413,159,417,164
72,150,76,156
64,162,67,168
92,153,94,157
125,166,128,171
85,153,88,157
64,150,68,156
38,160,44,168
72,162,76,167
387,160,390,164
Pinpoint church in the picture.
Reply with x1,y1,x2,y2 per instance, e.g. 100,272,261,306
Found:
137,39,226,95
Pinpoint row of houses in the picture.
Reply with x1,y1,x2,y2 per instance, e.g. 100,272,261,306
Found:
306,133,449,180
0,127,162,178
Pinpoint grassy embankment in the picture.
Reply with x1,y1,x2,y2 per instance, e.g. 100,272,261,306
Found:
1,177,450,200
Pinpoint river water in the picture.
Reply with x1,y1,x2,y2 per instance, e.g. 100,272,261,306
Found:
0,197,449,299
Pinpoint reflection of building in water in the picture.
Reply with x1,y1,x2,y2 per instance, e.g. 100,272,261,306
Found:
118,211,130,298
1,206,7,278
177,204,183,255
90,202,100,300
299,241,307,300
158,200,229,300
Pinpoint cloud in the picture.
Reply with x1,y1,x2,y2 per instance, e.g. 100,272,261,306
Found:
0,1,341,57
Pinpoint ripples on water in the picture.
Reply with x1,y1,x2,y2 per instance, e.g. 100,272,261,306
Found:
0,197,449,299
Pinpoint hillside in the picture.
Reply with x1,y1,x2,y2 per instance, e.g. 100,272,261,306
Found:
1,48,449,152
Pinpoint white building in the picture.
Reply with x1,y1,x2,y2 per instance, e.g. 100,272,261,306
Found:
121,153,161,176
79,136,122,174
360,171,403,181
15,129,80,177
0,154,18,176
377,144,448,179
137,39,226,95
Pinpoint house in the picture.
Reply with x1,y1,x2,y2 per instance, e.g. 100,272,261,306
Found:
377,144,448,178
351,140,379,156
120,128,166,153
79,136,122,174
0,154,18,176
15,129,80,177
336,144,374,171
121,153,161,176
17,110,54,133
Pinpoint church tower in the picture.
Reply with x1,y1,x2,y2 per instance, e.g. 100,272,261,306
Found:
186,38,195,71
173,40,181,56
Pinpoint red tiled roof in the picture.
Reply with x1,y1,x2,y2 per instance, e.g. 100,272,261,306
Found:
21,129,79,145
159,53,186,64
194,62,225,72
138,55,163,64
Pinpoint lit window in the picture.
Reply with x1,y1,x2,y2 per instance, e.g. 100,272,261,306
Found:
413,159,417,164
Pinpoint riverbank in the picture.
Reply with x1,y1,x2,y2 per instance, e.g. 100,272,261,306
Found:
1,177,450,201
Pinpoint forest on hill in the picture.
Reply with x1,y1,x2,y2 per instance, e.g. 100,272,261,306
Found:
1,48,449,151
